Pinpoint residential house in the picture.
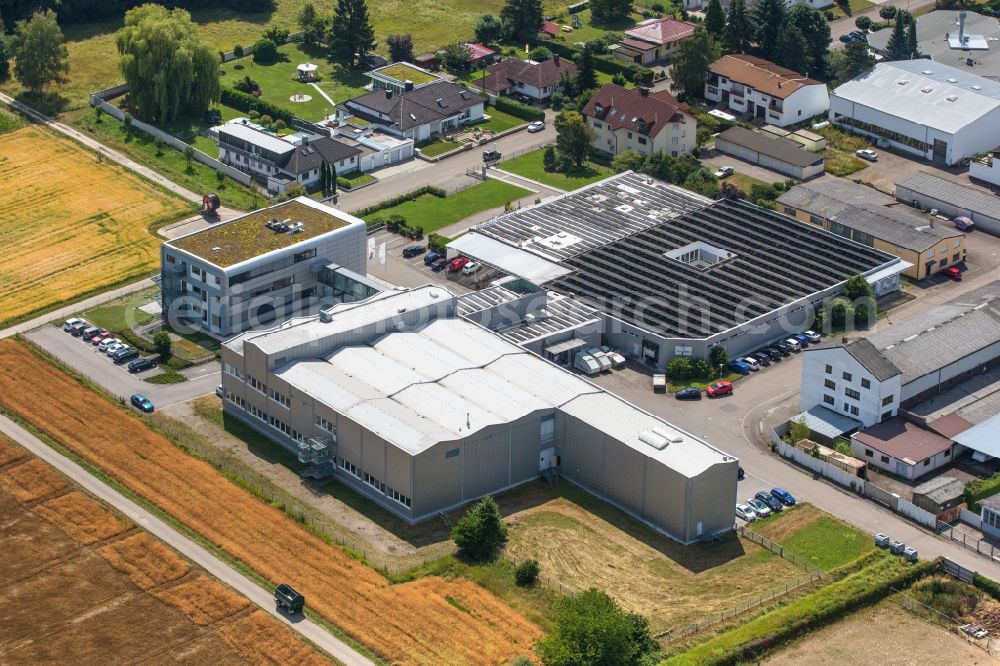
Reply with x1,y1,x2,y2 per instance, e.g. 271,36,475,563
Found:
581,84,695,158
339,81,486,142
614,18,695,66
706,54,829,127
367,62,442,94
851,417,955,480
474,55,579,102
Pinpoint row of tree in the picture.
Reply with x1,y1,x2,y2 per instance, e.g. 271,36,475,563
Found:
0,0,274,30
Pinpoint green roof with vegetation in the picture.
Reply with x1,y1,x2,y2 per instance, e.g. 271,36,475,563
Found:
371,63,439,85
171,200,350,267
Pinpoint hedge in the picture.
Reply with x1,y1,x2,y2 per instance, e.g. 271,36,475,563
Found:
974,572,1000,601
965,473,1000,510
493,96,545,122
665,556,939,666
534,37,653,84
352,185,447,218
220,88,295,124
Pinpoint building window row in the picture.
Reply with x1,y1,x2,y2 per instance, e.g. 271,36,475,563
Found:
269,388,290,408
339,458,361,479
823,394,835,406
364,472,386,494
881,395,894,407
224,362,244,380
843,402,859,416
249,375,266,395
824,379,836,390
315,416,338,442
845,388,861,400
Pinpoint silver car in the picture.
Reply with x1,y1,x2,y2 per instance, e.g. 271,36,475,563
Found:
527,121,544,133
747,498,772,518
735,503,757,522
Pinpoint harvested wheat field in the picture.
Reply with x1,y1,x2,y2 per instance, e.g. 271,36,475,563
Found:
504,496,802,633
0,456,69,503
0,125,189,327
0,435,332,665
0,340,543,665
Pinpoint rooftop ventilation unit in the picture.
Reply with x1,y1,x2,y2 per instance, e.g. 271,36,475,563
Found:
639,430,669,450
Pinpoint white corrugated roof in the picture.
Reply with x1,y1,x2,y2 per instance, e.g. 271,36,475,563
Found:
832,60,1000,133
954,414,1000,459
447,232,572,284
219,121,296,155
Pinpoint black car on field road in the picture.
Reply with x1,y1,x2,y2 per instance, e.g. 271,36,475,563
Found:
675,387,702,401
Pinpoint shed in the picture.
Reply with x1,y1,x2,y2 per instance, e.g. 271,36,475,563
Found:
912,476,965,521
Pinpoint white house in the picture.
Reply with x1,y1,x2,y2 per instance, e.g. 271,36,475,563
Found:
340,81,486,142
829,60,1000,165
474,55,579,102
851,417,955,480
800,338,902,428
705,54,830,127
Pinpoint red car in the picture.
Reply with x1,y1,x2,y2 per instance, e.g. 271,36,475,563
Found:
706,381,734,398
91,331,114,345
448,256,469,273
942,267,962,281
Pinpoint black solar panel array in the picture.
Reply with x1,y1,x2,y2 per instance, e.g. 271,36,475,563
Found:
551,198,895,339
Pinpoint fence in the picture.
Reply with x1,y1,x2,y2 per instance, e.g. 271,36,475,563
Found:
891,583,1000,657
740,525,824,574
942,556,976,583
962,507,984,529
897,496,939,529
863,481,898,509
939,523,1000,563
774,438,865,493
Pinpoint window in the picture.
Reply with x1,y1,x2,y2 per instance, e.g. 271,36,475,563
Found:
824,379,836,390
269,388,290,408
881,455,890,463
249,375,266,394
842,372,852,382
823,394,835,405
927,248,935,258
540,415,555,443
945,448,951,456
166,254,175,264
628,132,633,139
445,448,460,458
671,136,678,145
315,416,337,441
364,472,386,494
861,378,871,389
850,405,859,416
338,458,360,478
953,253,960,263
882,395,894,406
923,458,931,466
638,137,647,145
294,248,317,262
953,239,961,248
272,276,293,290
825,364,832,374
809,215,823,225
865,449,873,458
845,388,861,400
783,206,797,216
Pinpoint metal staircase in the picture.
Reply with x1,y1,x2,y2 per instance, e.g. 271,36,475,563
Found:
298,435,336,479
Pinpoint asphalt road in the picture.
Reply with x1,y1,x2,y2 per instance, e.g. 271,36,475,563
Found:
0,415,375,666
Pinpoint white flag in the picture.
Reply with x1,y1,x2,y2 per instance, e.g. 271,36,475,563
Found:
367,237,375,262
378,242,386,265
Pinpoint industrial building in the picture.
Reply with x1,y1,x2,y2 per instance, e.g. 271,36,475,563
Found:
896,171,1000,237
714,127,825,180
829,60,1000,165
867,11,1000,79
219,285,738,543
447,172,907,364
161,198,371,336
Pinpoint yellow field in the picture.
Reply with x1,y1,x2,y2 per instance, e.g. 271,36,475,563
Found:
0,125,189,326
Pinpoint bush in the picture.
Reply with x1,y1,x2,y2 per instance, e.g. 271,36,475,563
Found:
354,185,447,217
247,109,260,120
427,233,449,252
336,176,352,189
233,44,244,58
514,559,539,586
252,37,278,63
651,2,665,10
789,417,811,442
966,473,1000,509
494,96,545,121
529,46,552,61
260,114,273,125
451,496,507,561
667,356,692,381
153,331,172,358
220,88,294,124
274,119,286,130
234,74,260,94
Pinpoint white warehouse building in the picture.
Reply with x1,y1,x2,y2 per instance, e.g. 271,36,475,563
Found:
829,60,1000,166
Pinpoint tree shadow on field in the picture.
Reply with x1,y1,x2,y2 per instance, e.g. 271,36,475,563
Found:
16,91,69,117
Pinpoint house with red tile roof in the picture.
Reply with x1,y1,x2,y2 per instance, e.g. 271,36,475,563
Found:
581,83,695,157
473,54,579,102
614,18,696,66
705,54,829,127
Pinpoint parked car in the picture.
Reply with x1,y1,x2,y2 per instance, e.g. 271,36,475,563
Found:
461,261,482,275
839,33,855,43
741,357,760,372
784,338,802,352
707,381,734,397
803,330,821,344
113,348,139,364
856,149,878,162
770,487,796,506
105,342,128,356
91,331,114,345
942,266,962,281
402,244,426,258
215,384,223,398
63,318,84,332
527,121,545,133
69,321,90,336
764,346,786,360
130,393,154,413
98,337,121,352
728,361,750,375
757,348,781,362
423,251,441,265
774,341,794,355
80,326,101,341
746,498,772,518
954,216,975,231
431,257,448,272
850,31,867,41
127,357,157,373
448,256,469,272
714,165,734,178
755,491,783,512
751,352,772,367
675,387,702,401
792,333,811,347
735,504,757,522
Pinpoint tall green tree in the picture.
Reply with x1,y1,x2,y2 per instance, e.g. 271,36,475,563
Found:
590,0,632,23
439,42,473,73
879,4,897,25
670,27,720,100
705,0,726,38
475,13,506,44
830,38,876,84
116,5,219,123
752,0,786,58
10,9,68,95
535,589,657,666
554,110,595,166
576,45,598,92
723,0,752,54
329,0,375,69
500,0,543,37
451,496,507,561
0,34,10,81
906,19,918,58
297,2,324,43
885,16,909,60
788,4,831,77
775,26,811,74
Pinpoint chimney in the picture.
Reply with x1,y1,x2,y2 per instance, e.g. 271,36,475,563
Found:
959,11,967,43
404,79,414,92
385,89,393,99
639,86,649,96
553,53,560,67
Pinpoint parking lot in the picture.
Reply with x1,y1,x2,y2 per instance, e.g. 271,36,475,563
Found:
366,228,499,293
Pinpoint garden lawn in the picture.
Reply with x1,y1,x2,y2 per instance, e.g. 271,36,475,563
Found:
419,139,464,157
78,292,158,332
474,108,526,134
362,180,531,234
501,148,613,191
754,503,875,571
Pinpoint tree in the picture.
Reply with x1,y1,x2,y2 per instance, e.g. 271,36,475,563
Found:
122,112,133,140
329,160,337,196
682,168,720,198
775,26,811,74
529,45,552,62
788,4,831,77
590,0,632,23
475,13,506,44
855,15,872,31
554,110,594,166
233,44,244,58
262,26,290,44
831,38,875,84
724,0,752,54
543,144,558,171
298,3,323,43
854,302,872,330
885,16,909,60
451,496,507,561
906,19,918,58
720,181,747,200
10,9,68,95
535,589,657,666
0,35,9,81
670,27,720,100
844,273,874,301
117,5,219,124
709,345,728,371
705,0,726,38
576,45,597,93
184,145,195,173
386,34,414,63
515,559,539,586
153,331,172,358
879,4,897,25
667,356,692,380
611,148,645,173
440,42,473,73
500,0,543,38
329,0,375,69
252,37,278,63
752,0,786,58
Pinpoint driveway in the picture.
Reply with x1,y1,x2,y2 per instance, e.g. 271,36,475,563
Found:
701,147,790,185
26,325,218,409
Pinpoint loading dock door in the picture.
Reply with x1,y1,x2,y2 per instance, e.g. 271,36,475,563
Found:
933,140,947,164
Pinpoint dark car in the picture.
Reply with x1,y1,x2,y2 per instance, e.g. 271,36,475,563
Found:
792,333,811,347
771,487,796,506
402,245,426,258
430,257,448,272
760,348,782,362
751,352,772,366
113,348,140,364
128,357,157,373
738,466,745,480
130,393,154,413
275,583,305,614
423,251,441,265
775,341,795,355
839,33,855,43
675,387,702,401
755,491,783,512
83,327,107,342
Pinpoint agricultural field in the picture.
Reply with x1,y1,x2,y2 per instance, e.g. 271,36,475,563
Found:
502,485,804,633
753,503,875,571
0,125,190,329
0,340,542,666
0,435,330,665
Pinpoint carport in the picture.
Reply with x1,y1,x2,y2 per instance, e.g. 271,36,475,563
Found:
953,414,1000,462
790,405,862,445
446,233,571,285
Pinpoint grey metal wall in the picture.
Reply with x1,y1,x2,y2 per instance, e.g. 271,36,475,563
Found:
895,185,1000,238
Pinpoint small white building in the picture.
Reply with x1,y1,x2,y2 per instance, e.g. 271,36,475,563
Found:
705,54,830,127
970,150,1000,187
829,60,1000,166
851,417,955,480
800,338,902,428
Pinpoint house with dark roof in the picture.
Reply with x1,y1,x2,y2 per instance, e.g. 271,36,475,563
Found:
339,80,486,141
851,416,955,480
776,177,967,279
474,55,578,102
614,18,696,66
581,83,695,158
706,55,829,127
